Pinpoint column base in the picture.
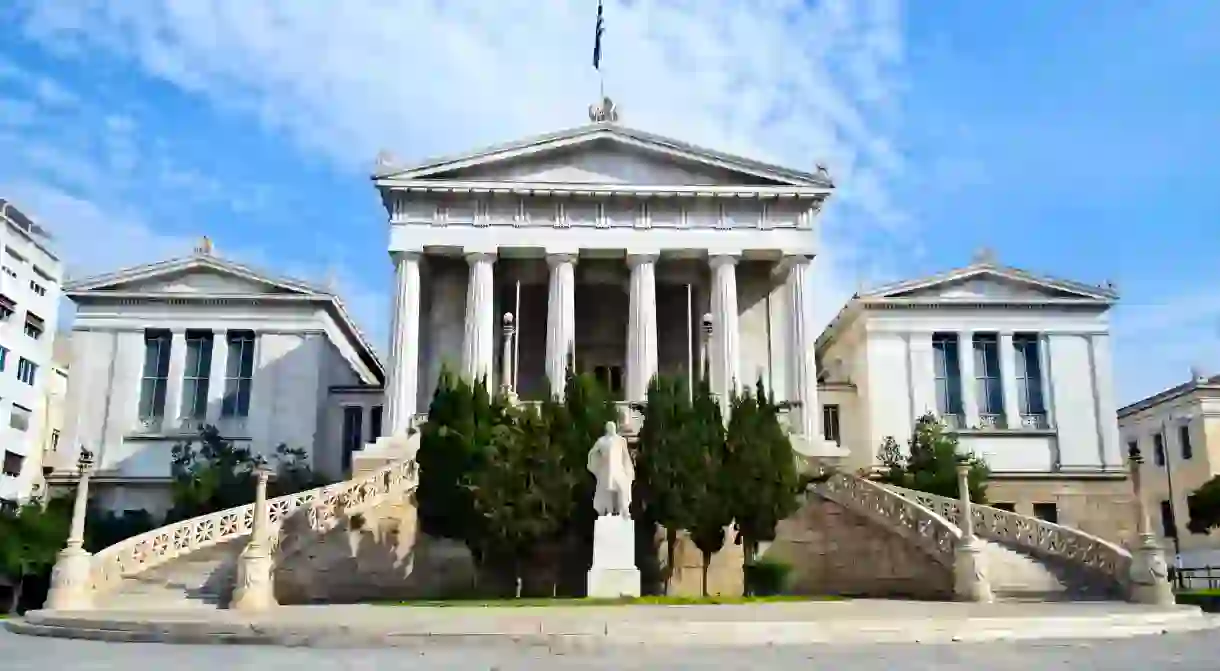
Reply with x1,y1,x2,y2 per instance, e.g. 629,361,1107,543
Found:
790,434,849,459
953,537,995,603
230,547,278,612
1128,535,1176,606
45,546,93,611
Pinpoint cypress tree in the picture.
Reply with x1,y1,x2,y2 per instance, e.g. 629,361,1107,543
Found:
685,370,732,596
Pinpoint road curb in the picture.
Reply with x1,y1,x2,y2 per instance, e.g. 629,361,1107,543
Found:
6,607,1217,648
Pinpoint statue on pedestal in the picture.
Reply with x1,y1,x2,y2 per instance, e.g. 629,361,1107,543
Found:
587,421,634,518
585,421,641,598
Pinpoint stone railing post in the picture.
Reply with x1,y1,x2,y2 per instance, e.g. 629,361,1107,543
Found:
500,311,517,403
46,449,96,611
1126,445,1175,605
231,466,278,612
953,460,994,602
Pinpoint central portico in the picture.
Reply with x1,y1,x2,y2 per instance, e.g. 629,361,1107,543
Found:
371,113,843,457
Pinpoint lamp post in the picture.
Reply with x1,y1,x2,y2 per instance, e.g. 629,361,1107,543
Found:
1158,417,1183,565
500,312,517,403
231,465,277,611
699,312,713,384
953,457,993,602
1126,444,1176,605
45,448,96,611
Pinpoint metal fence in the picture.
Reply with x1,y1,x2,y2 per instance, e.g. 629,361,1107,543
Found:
1170,566,1220,591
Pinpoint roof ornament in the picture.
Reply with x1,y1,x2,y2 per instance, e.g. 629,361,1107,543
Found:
323,266,340,292
375,149,399,171
588,96,619,123
971,246,996,265
1190,365,1209,384
194,236,214,256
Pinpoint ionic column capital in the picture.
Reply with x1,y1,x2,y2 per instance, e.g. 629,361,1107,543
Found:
781,254,813,270
391,250,423,263
709,254,739,269
464,251,497,265
546,252,578,267
626,253,659,268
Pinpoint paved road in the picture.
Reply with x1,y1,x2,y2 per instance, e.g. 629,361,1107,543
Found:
5,629,1220,670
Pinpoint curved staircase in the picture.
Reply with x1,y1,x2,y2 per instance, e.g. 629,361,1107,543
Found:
84,458,419,610
66,458,1135,611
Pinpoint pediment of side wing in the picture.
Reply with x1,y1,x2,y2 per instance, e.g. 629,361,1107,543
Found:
869,268,1116,303
65,256,322,297
375,125,834,188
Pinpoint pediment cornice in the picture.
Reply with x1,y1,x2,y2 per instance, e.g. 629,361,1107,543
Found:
376,179,830,200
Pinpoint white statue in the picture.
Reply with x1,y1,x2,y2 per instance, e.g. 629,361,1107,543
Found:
587,421,634,517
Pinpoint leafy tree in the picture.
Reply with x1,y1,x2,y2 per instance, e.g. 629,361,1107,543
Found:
724,380,802,577
0,500,70,613
167,426,328,522
875,412,989,503
684,372,733,596
1187,477,1220,534
633,375,702,594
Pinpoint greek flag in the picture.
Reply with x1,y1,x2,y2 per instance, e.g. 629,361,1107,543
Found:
593,0,605,70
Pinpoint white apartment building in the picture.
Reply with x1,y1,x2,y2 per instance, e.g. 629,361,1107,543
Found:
0,198,64,509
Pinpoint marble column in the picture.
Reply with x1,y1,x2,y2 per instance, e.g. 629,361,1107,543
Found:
162,329,188,430
784,256,820,440
545,253,577,398
625,254,659,403
384,251,422,436
998,331,1021,430
957,330,979,428
462,252,496,390
709,255,741,409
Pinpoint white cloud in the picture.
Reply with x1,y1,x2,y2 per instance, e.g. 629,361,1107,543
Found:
9,0,906,351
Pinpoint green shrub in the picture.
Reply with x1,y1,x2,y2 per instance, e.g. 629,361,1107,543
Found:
744,557,792,596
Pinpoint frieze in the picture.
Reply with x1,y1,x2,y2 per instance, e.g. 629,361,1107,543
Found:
388,191,818,232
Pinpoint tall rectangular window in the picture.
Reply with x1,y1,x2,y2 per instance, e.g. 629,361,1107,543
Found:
1,451,21,477
1012,334,1046,422
1180,424,1193,460
0,345,7,371
139,330,172,420
932,333,963,424
180,331,214,420
0,294,13,321
822,404,841,444
222,331,256,418
369,405,383,441
973,334,1004,423
341,406,364,473
16,357,37,385
1153,432,1166,467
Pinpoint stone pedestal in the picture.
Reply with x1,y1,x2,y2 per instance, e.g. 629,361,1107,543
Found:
587,515,641,598
45,546,93,611
953,538,995,603
1128,534,1176,606
230,547,278,612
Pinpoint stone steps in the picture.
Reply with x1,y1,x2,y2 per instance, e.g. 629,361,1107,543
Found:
980,539,1119,601
95,538,246,610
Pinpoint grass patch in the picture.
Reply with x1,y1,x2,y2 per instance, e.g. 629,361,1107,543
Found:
379,594,838,608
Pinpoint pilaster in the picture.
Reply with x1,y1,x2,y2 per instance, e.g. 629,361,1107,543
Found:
998,332,1021,430
162,329,188,430
625,253,659,403
957,330,979,428
206,329,229,421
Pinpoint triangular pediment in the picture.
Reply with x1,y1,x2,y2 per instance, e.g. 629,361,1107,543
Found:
64,255,323,297
864,265,1117,304
374,123,833,189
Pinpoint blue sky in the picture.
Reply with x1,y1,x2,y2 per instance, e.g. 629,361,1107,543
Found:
0,1,1216,404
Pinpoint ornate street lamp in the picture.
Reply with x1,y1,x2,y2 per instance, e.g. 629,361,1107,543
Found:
953,454,993,602
231,465,277,611
699,312,713,382
45,447,96,611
